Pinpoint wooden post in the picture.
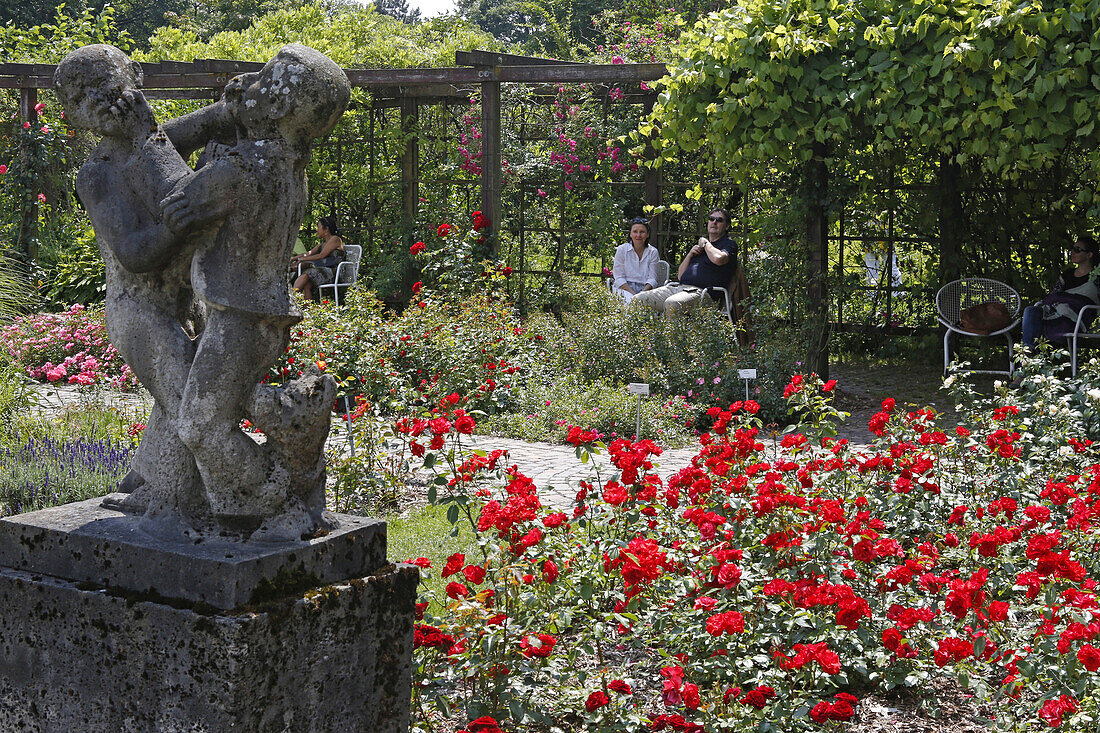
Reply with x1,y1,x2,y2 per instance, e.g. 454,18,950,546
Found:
642,94,662,254
480,79,502,255
938,153,962,286
18,87,39,259
399,96,419,229
805,143,830,379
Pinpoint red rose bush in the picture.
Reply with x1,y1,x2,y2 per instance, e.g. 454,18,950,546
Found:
406,370,1100,732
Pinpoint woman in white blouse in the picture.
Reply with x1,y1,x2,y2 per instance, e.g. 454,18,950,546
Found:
612,217,659,305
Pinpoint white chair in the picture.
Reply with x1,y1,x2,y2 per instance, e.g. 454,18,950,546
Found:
299,245,361,306
936,278,1021,377
1070,304,1100,376
606,259,670,294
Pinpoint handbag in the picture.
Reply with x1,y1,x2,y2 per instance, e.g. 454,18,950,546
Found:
313,249,346,269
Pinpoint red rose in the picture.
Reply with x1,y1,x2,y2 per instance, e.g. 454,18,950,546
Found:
410,240,426,254
412,281,422,293
542,560,559,583
682,683,701,709
442,552,465,577
454,413,476,434
436,223,452,237
607,679,632,695
462,565,486,584
585,690,610,712
1079,644,1100,671
520,633,556,657
542,512,568,528
822,379,837,392
445,582,469,599
741,686,775,709
463,716,504,733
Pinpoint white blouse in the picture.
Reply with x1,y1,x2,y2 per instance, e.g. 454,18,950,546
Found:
612,242,659,291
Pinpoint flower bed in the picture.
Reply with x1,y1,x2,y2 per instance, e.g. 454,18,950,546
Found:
0,304,136,389
405,371,1100,732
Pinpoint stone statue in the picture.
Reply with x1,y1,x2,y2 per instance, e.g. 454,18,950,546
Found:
55,45,206,521
55,44,351,541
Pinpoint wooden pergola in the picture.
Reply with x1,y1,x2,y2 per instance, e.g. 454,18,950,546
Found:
0,50,667,248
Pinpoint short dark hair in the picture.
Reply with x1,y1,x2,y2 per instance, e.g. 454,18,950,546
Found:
318,216,340,236
708,208,731,225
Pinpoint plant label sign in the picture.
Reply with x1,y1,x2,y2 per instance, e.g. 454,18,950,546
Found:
627,383,650,396
738,369,757,380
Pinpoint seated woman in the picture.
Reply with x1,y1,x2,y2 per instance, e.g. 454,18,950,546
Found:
611,217,659,305
291,216,346,301
1022,235,1100,348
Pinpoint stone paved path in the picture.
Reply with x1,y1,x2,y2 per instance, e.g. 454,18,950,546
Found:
29,357,960,512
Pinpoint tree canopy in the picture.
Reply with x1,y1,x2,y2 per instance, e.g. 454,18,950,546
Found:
651,0,1100,209
138,2,499,67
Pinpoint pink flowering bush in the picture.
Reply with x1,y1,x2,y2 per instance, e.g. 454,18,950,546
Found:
0,304,137,390
405,369,1100,732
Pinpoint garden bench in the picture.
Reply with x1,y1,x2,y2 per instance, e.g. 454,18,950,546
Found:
936,278,1021,377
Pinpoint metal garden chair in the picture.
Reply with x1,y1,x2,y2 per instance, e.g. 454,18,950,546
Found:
936,278,1021,376
298,245,362,306
1070,304,1100,376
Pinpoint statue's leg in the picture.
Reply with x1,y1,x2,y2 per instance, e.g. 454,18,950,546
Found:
178,308,286,524
105,297,202,516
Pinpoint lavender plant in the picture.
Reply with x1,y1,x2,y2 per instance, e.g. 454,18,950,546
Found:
0,436,133,515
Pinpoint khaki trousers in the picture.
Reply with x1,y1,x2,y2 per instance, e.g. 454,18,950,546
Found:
631,283,703,314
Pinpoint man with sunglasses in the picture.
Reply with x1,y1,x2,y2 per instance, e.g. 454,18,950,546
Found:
634,208,738,315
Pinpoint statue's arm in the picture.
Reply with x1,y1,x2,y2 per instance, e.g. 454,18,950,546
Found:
161,158,242,235
161,102,235,158
79,165,190,274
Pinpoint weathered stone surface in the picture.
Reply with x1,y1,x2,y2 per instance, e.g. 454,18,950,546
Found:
0,494,385,611
0,563,417,732
55,44,353,535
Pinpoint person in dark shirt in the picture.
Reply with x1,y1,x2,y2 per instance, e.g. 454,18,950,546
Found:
1021,235,1100,347
633,208,738,315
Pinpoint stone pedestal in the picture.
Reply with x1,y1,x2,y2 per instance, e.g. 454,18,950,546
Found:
0,494,417,732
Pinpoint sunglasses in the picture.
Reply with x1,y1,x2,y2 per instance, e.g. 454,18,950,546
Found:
1072,246,1089,253
707,216,726,223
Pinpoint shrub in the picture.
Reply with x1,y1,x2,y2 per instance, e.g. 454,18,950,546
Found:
481,372,697,447
0,304,137,389
274,273,542,417
402,368,1100,732
546,279,797,426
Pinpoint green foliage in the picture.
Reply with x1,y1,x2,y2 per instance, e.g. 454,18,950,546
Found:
0,5,130,61
652,0,1100,210
542,279,797,425
137,2,499,68
39,221,106,308
482,371,697,446
327,399,417,515
0,252,36,322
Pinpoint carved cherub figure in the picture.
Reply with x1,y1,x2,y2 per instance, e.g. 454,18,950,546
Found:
161,45,350,537
54,45,210,523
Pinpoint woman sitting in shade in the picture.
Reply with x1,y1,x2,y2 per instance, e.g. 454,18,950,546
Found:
1022,234,1100,348
291,216,346,301
611,217,659,305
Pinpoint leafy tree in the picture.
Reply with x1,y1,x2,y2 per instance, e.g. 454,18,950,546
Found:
374,0,421,25
139,2,498,68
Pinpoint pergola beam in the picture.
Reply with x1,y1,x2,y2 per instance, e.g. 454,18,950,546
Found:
0,61,667,91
